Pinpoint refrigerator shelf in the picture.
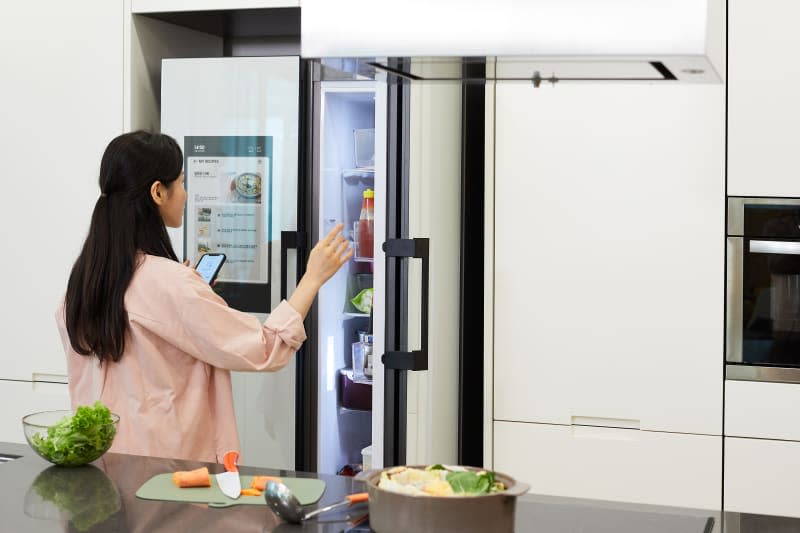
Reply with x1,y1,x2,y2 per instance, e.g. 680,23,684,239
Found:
338,406,371,414
353,256,374,263
344,312,370,318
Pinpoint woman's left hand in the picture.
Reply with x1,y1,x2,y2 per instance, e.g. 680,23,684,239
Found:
184,259,217,287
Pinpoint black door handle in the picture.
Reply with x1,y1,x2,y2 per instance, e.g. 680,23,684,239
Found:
382,238,429,371
280,231,305,300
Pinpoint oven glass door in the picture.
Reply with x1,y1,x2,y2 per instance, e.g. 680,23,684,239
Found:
741,237,800,367
727,199,800,379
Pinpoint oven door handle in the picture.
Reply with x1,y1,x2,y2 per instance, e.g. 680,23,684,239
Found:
749,239,800,255
726,237,743,364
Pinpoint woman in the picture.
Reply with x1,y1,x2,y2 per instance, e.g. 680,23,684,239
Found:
57,131,351,462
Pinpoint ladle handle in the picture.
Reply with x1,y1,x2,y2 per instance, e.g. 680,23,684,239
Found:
303,493,369,520
346,492,369,504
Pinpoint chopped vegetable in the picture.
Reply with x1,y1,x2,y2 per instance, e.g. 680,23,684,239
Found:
351,288,374,313
172,467,211,488
251,475,283,491
240,488,262,496
378,466,505,497
30,401,117,466
446,471,495,495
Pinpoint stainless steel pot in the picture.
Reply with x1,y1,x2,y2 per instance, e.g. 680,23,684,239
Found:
354,466,530,533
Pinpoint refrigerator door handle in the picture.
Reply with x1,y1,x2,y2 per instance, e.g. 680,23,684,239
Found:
382,238,430,371
280,230,305,300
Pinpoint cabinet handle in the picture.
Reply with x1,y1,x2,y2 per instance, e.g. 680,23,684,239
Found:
571,416,640,430
32,373,68,384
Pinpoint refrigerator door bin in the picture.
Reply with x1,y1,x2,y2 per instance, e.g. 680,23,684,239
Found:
340,369,372,411
344,272,373,314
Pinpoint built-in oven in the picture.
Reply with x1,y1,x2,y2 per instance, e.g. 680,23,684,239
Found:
727,197,800,383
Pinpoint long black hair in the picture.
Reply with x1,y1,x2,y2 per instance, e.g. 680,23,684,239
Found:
65,131,183,363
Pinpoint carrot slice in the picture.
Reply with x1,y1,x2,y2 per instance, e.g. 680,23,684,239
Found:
172,467,211,488
251,475,283,491
240,488,262,496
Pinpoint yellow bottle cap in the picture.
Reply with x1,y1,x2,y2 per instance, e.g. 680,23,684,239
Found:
363,188,374,199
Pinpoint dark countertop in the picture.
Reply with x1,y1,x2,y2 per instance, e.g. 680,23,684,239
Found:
0,441,794,532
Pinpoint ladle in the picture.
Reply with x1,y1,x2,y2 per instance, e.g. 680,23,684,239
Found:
264,481,368,524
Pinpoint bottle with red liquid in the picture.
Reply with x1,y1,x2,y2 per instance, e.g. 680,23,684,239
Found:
358,188,374,258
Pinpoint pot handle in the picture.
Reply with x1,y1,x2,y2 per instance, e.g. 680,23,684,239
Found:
503,481,531,497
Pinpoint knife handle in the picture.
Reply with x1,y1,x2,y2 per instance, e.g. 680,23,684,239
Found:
223,450,239,473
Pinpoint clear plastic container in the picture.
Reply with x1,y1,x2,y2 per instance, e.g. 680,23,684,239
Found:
363,334,374,379
352,340,366,380
354,128,375,168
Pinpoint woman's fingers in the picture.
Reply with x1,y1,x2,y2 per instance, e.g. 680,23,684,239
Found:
334,239,350,261
322,223,344,245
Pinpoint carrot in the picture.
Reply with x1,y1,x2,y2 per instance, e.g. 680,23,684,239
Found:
240,488,262,496
251,475,283,491
172,466,211,488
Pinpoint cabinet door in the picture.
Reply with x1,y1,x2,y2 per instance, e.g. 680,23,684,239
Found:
725,437,800,518
728,0,800,197
725,380,800,441
0,1,123,380
0,380,70,444
495,421,722,510
493,82,724,435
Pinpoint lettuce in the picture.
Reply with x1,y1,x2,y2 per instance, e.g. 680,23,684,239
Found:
446,470,498,495
351,288,374,313
30,401,116,466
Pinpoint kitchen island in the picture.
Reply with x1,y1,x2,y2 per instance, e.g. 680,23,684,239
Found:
0,441,794,532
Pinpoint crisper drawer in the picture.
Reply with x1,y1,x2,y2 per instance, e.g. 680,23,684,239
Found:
725,379,800,441
494,421,721,510
0,379,70,444
725,437,800,518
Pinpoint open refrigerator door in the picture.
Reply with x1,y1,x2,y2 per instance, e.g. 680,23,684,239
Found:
315,79,386,475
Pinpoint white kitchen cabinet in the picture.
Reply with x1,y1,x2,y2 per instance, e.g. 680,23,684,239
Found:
492,82,725,436
0,380,70,444
495,421,722,510
728,0,800,197
132,0,298,12
0,0,123,382
725,380,800,441
725,437,800,518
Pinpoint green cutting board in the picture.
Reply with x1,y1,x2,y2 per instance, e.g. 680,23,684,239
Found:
136,474,326,508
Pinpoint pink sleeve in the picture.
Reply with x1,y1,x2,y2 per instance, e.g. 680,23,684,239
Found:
131,269,307,372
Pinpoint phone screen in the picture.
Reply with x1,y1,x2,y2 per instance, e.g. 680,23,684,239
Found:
195,253,226,284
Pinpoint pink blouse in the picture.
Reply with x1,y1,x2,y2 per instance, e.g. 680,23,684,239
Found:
56,254,306,463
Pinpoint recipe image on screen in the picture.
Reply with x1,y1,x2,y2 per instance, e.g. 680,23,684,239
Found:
195,253,226,283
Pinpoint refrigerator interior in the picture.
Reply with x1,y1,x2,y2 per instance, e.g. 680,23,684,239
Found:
317,83,377,475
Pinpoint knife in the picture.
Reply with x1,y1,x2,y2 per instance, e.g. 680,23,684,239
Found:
216,450,241,499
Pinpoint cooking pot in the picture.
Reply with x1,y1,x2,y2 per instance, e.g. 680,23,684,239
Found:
354,466,530,533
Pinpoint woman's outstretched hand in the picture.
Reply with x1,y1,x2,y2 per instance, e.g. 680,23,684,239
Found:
305,223,353,287
289,223,353,318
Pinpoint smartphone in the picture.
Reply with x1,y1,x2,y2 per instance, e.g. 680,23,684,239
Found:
194,253,226,284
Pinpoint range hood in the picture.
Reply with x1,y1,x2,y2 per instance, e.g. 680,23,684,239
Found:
302,0,724,84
